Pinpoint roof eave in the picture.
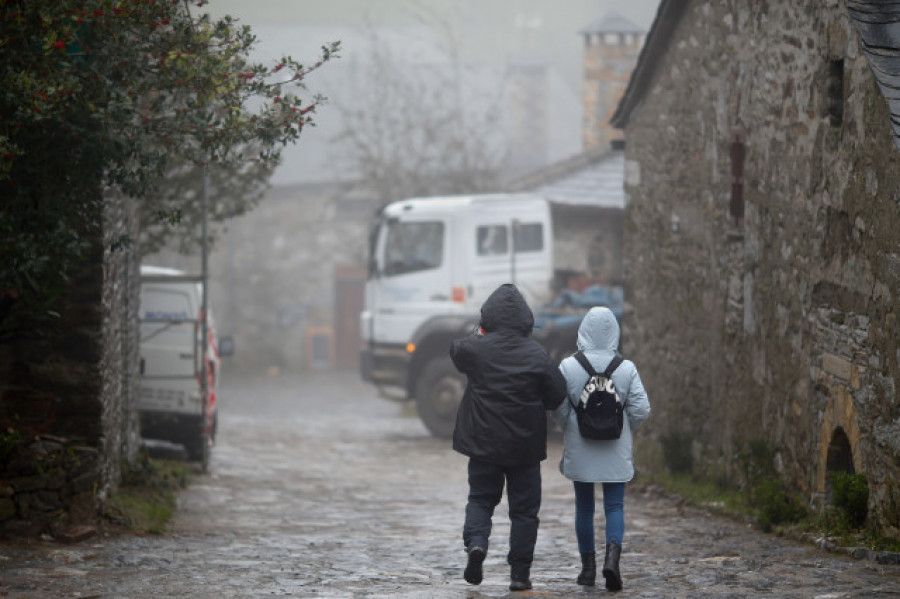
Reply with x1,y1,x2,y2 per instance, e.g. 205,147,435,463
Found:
610,0,689,129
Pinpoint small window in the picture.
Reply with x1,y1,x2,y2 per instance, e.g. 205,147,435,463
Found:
828,59,844,127
383,221,444,276
477,225,508,255
514,223,543,253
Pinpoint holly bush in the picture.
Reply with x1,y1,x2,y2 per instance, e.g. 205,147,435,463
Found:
0,0,338,331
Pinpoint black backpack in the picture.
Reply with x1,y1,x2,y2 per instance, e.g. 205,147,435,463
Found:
570,351,625,441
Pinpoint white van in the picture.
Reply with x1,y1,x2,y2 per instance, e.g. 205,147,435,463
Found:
138,265,220,468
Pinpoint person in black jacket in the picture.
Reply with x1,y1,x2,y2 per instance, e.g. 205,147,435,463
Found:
450,283,567,592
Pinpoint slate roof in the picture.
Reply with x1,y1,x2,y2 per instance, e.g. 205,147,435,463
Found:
610,0,685,128
847,0,900,152
580,12,646,35
508,145,625,209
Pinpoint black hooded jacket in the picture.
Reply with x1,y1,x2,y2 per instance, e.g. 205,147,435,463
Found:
450,283,566,466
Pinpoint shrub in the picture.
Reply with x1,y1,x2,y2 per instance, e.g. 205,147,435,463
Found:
754,477,808,532
831,472,869,529
735,438,775,487
660,431,693,474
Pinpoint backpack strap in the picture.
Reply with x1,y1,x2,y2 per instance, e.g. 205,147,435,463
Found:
572,350,597,377
603,354,624,378
573,351,623,379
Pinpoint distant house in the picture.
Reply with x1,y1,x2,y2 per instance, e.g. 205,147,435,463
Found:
510,145,625,288
509,12,645,289
612,0,900,526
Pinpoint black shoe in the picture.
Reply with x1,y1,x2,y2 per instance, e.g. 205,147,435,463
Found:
602,541,623,591
577,552,596,586
464,546,485,585
509,578,532,591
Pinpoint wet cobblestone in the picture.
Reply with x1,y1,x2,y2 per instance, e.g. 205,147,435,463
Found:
1,371,898,597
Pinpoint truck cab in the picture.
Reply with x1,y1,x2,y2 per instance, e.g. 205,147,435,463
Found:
359,194,554,437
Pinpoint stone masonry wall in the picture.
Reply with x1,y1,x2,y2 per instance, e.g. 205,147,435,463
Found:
0,193,140,538
583,33,642,150
621,0,900,527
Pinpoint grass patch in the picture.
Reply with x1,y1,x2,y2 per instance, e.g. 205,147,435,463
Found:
103,454,190,534
643,470,753,516
641,468,900,553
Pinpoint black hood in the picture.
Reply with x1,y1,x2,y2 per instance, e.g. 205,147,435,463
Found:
480,283,534,336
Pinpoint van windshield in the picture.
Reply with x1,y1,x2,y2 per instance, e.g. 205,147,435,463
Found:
140,288,196,347
383,220,444,277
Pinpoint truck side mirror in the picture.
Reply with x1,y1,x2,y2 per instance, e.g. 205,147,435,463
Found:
218,336,235,357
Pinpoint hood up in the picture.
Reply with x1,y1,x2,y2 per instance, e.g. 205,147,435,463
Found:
480,283,534,336
576,306,620,352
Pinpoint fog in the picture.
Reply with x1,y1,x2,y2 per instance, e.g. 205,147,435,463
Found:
145,0,662,377
206,0,662,186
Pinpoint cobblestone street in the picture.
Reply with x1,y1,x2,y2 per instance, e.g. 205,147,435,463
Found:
1,371,899,597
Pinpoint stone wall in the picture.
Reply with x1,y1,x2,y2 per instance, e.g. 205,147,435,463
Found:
551,204,623,285
620,0,900,528
0,193,140,537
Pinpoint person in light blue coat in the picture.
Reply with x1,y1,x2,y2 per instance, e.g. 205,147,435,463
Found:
553,306,650,592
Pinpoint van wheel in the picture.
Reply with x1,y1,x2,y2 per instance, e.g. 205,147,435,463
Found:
415,358,465,439
186,422,211,473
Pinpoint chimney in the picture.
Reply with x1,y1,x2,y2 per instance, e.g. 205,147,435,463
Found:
580,12,645,150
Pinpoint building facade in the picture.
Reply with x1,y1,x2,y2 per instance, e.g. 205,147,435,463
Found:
612,0,900,528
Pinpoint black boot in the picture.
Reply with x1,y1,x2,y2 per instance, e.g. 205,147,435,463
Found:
464,546,485,585
576,552,596,586
509,577,532,592
509,566,531,592
602,541,623,591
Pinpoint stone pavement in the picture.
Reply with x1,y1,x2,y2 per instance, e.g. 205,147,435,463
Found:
0,371,898,597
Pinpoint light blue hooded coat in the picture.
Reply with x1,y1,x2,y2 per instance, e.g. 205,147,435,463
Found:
553,307,651,483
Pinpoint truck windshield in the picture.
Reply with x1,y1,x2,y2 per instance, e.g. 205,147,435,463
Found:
383,220,444,276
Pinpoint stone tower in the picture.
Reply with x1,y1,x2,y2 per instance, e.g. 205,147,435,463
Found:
581,12,645,150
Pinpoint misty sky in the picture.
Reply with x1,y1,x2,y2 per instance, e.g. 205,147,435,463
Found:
205,0,663,185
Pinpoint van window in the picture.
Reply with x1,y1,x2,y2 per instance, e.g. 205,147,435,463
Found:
383,220,444,276
477,225,508,255
514,223,543,252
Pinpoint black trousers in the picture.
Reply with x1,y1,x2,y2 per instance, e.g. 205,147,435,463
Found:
463,458,541,579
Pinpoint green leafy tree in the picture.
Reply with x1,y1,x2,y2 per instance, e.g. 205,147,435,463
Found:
0,0,339,331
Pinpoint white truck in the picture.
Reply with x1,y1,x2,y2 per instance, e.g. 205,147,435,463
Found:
138,265,223,469
360,194,578,437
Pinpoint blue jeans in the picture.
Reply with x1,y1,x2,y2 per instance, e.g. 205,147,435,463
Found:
463,459,541,579
573,481,625,554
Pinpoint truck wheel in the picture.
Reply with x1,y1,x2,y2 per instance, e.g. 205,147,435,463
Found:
415,358,465,439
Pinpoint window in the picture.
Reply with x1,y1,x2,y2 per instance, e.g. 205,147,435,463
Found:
477,225,508,255
383,220,444,276
514,223,544,252
729,127,745,229
828,59,844,127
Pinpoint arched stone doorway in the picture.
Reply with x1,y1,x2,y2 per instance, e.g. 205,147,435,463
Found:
825,426,854,503
816,387,861,507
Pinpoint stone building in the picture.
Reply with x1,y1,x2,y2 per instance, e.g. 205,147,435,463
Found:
611,0,900,528
581,12,645,150
0,195,141,537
